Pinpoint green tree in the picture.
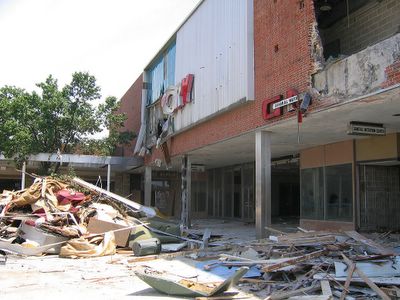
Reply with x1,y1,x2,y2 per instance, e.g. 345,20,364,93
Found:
0,72,135,175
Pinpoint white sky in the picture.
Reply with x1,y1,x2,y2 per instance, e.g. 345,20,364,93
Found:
0,0,201,100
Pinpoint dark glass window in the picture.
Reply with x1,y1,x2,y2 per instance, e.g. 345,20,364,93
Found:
300,167,324,219
301,164,353,222
325,164,353,221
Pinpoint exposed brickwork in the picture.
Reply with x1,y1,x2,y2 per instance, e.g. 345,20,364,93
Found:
116,74,143,157
381,59,400,88
142,0,331,164
166,0,318,158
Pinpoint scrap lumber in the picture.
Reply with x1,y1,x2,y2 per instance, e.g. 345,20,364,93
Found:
127,245,232,263
320,280,332,297
339,258,355,300
313,273,400,285
219,254,255,262
287,297,331,300
277,231,334,241
265,226,287,236
265,283,321,300
277,235,336,245
195,295,251,300
262,250,325,272
341,253,390,300
381,286,400,298
344,231,394,255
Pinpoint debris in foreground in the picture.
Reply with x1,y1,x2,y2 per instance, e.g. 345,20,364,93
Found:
0,176,188,258
134,265,249,297
2,177,400,298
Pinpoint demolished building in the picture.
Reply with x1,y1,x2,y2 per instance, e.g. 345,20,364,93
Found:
116,0,400,237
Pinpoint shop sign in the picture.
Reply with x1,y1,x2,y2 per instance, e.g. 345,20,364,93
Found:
272,95,299,110
347,122,386,136
160,74,194,115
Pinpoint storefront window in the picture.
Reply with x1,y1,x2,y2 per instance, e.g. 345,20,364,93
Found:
301,164,353,222
325,164,353,221
300,167,324,219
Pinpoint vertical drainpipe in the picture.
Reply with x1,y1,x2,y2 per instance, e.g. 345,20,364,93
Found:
107,163,111,192
21,162,26,189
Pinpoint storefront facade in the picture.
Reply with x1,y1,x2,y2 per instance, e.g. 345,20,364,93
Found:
118,0,400,236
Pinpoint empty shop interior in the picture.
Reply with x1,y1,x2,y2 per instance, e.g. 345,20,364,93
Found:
314,0,400,60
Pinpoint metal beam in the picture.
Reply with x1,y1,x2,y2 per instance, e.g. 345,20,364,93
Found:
21,162,26,189
144,166,152,207
255,131,272,239
181,155,192,228
107,164,111,192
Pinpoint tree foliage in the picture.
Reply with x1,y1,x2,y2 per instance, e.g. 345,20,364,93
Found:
0,72,135,174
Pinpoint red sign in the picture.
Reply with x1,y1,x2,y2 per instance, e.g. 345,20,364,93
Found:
180,74,194,106
262,95,283,120
262,89,299,121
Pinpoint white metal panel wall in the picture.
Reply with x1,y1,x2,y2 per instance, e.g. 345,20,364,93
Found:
174,0,254,131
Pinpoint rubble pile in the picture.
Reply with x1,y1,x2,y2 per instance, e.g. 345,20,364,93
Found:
2,177,400,299
0,176,185,258
188,229,400,299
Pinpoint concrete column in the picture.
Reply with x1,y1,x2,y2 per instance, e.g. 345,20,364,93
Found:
144,166,152,207
181,155,191,228
107,163,111,191
255,130,272,239
21,162,26,189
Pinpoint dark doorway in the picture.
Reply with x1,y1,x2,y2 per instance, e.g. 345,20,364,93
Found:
279,182,300,217
272,159,300,225
233,169,242,218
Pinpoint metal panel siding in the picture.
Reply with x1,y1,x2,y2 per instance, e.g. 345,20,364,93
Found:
174,0,253,131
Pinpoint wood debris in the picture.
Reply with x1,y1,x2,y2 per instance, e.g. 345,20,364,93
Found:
194,229,400,299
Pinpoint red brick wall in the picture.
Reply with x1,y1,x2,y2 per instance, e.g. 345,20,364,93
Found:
381,59,400,89
116,74,143,157
146,0,318,162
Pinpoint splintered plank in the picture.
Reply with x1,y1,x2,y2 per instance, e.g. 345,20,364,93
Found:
287,297,331,300
265,284,321,300
313,273,400,286
320,280,332,297
262,250,325,272
344,231,394,255
339,258,356,300
341,254,390,300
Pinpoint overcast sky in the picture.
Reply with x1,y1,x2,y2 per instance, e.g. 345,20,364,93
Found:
0,0,201,100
